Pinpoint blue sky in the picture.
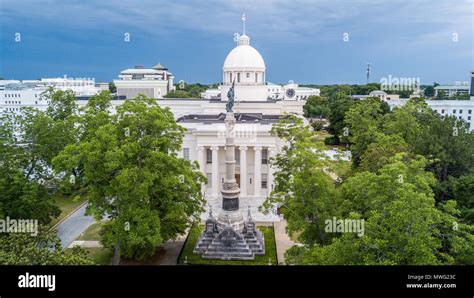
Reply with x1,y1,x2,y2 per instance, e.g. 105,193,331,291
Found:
0,0,473,85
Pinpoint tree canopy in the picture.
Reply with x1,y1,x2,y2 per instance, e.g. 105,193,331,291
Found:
53,93,206,261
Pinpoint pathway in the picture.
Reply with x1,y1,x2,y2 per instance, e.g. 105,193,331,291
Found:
158,232,188,265
68,240,103,248
274,219,295,265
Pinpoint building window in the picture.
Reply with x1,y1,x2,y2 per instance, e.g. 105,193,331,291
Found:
460,110,463,114
441,109,445,114
237,73,241,83
183,148,189,161
453,110,456,114
230,72,232,82
255,73,258,83
207,173,212,188
459,116,462,119
262,174,268,189
235,148,240,165
262,148,268,164
469,110,472,114
206,149,212,163
468,116,471,121
246,73,250,78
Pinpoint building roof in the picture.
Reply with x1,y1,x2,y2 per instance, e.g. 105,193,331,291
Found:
177,113,286,124
152,63,168,70
434,85,470,90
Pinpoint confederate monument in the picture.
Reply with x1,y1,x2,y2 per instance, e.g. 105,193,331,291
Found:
193,82,265,260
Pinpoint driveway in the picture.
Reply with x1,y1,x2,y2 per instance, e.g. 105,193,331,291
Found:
56,203,95,249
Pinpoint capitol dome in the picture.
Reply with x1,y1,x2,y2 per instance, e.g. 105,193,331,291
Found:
223,35,265,71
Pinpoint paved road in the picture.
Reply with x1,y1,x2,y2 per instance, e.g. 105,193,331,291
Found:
56,203,95,249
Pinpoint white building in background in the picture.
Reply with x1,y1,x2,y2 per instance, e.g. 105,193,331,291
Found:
434,83,470,97
353,71,474,130
0,77,100,114
114,63,175,99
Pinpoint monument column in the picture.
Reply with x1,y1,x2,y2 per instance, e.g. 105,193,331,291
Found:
239,146,248,197
211,146,219,197
254,146,262,198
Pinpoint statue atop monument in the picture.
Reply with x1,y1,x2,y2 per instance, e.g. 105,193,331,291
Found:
226,80,235,112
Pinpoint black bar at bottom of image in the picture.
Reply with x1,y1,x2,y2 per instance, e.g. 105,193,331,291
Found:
0,265,472,297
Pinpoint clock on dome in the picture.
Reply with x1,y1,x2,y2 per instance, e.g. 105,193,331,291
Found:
285,88,295,98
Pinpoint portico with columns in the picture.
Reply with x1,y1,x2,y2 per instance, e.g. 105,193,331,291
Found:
196,144,275,198
191,142,279,222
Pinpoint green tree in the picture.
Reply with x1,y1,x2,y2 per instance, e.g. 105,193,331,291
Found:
0,113,60,224
449,172,474,223
109,82,117,93
43,87,78,121
326,92,353,144
303,96,330,118
53,94,206,261
358,133,410,173
424,85,435,97
286,155,473,265
0,227,92,265
262,116,338,245
344,97,388,166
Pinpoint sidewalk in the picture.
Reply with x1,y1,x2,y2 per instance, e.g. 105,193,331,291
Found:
158,232,188,265
68,240,103,248
274,220,295,265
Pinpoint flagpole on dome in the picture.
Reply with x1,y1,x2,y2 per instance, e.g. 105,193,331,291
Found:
242,13,246,36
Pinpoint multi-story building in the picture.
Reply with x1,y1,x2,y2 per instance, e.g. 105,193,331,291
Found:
114,64,175,99
434,83,470,97
0,77,100,115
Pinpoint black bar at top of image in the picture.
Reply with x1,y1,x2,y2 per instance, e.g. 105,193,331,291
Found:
0,265,472,297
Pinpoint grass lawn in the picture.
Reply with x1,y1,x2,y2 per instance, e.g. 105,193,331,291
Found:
65,247,113,265
178,225,278,265
86,247,113,265
77,221,107,241
49,194,88,227
290,230,302,242
314,130,329,140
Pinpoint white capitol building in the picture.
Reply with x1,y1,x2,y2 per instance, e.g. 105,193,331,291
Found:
163,32,321,221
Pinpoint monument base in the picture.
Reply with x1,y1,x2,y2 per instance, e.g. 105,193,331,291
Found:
216,210,244,233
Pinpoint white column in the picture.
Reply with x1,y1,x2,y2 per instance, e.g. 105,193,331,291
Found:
268,147,276,192
211,146,219,197
196,146,206,195
254,146,262,198
196,146,206,175
239,146,248,197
